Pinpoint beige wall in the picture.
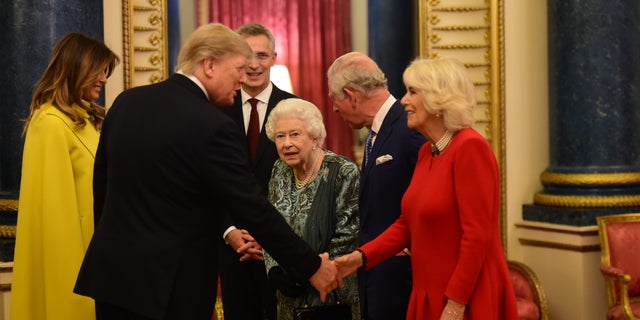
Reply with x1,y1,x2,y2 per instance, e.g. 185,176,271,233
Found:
504,0,548,257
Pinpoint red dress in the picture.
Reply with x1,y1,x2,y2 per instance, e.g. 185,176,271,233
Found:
361,128,518,320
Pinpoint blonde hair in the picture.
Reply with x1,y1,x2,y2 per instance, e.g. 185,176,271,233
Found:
327,52,388,100
403,58,476,131
177,23,252,74
23,33,119,135
265,98,327,146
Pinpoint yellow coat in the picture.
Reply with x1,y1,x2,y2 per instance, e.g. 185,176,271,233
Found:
11,102,98,320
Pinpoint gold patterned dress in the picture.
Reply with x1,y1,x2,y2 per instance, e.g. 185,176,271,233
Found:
264,150,361,320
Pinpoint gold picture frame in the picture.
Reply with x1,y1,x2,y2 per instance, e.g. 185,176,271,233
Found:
122,0,169,89
419,0,506,246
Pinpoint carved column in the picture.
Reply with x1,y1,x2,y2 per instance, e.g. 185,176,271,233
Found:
0,0,103,261
523,0,640,226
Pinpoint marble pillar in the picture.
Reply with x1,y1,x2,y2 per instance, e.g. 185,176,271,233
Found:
523,0,640,226
0,0,103,261
367,0,415,100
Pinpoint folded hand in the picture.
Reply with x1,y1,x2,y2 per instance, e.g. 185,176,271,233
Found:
228,229,264,261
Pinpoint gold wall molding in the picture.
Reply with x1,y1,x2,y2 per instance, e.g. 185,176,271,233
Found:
534,193,640,208
540,171,640,186
0,199,18,212
516,222,601,252
419,0,506,246
518,239,601,252
123,0,169,89
0,225,16,238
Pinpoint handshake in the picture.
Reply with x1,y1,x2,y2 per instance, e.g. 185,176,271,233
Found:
231,229,364,302
309,251,363,302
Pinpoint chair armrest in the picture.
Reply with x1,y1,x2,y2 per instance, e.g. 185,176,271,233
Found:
601,265,637,319
600,265,631,283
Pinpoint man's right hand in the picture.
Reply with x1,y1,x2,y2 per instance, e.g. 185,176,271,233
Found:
308,252,339,302
226,229,264,261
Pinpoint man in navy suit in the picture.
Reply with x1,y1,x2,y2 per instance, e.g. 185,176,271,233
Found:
327,52,426,320
74,23,338,320
218,23,296,320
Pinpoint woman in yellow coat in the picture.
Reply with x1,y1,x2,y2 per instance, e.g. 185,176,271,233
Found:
11,33,119,320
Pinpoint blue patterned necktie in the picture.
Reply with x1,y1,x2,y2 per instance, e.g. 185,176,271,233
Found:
365,130,376,166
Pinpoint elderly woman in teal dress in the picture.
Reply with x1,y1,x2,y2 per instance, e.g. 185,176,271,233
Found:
262,98,360,320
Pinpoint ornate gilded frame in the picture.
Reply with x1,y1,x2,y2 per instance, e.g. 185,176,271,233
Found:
419,0,506,246
122,0,169,89
597,213,640,309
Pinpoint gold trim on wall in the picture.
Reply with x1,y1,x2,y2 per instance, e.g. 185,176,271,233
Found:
123,0,169,89
518,239,601,252
0,199,18,240
0,199,18,212
419,0,506,247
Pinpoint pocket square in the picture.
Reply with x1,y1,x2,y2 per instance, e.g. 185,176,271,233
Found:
375,154,394,165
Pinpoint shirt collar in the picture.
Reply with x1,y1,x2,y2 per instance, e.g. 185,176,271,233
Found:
241,82,273,104
370,95,396,134
176,70,209,100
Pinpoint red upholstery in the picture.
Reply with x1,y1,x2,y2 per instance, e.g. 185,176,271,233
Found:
598,214,640,320
510,268,540,320
605,221,640,299
509,261,544,320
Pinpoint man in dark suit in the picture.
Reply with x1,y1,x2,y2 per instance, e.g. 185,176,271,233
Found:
218,23,296,320
74,23,338,320
327,52,426,320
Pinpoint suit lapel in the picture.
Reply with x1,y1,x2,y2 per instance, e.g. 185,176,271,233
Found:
360,101,404,188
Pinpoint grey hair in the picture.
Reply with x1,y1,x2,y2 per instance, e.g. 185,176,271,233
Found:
236,22,276,51
402,58,476,131
327,52,388,99
265,98,327,146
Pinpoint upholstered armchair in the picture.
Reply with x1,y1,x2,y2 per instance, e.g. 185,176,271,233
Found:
597,213,640,320
508,260,549,320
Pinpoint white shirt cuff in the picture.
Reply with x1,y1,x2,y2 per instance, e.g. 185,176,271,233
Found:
223,226,237,244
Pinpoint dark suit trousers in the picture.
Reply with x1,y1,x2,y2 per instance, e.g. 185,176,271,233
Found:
220,243,276,320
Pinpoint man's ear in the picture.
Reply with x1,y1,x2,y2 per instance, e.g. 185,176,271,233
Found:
343,87,358,103
203,57,216,76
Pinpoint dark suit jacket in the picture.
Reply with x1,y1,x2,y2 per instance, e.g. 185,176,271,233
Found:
218,85,295,319
358,100,426,319
74,74,319,320
220,85,295,202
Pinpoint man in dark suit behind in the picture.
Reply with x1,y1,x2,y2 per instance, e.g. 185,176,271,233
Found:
218,23,296,320
327,52,426,320
74,23,338,320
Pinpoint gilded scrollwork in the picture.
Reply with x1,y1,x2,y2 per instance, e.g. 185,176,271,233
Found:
123,0,168,89
419,0,506,245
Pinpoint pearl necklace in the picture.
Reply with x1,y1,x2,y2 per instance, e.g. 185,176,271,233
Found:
295,149,321,189
431,130,454,156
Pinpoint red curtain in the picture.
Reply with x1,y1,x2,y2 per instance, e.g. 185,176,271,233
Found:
199,0,354,159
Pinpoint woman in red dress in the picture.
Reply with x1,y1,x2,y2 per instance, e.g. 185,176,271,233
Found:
335,58,518,320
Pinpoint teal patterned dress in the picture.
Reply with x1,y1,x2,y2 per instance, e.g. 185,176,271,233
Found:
264,150,360,320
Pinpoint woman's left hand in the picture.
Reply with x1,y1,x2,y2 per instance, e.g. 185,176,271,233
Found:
440,299,465,320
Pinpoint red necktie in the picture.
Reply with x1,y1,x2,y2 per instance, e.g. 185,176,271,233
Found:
247,98,260,164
